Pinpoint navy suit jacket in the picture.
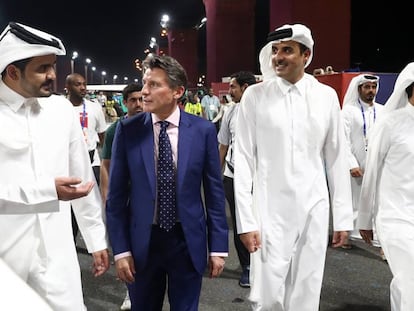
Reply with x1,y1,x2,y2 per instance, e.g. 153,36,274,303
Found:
106,110,228,275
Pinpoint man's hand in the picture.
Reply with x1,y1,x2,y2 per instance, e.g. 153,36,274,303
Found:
331,231,349,248
92,249,110,277
55,177,94,201
350,167,363,178
115,256,136,284
208,256,225,278
240,231,261,253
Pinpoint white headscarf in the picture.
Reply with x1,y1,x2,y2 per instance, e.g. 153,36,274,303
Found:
382,62,414,114
368,63,414,144
259,24,314,81
342,73,380,107
0,22,66,73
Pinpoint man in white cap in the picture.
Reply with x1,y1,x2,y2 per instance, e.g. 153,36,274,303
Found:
0,21,109,310
233,23,353,310
342,74,385,253
358,62,414,311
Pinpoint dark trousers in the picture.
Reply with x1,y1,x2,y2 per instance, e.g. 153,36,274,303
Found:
129,224,202,311
223,176,250,268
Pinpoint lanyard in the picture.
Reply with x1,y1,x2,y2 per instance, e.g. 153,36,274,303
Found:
358,99,376,151
80,100,86,129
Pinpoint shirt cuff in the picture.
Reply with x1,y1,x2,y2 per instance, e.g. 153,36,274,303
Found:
114,251,132,261
210,252,228,257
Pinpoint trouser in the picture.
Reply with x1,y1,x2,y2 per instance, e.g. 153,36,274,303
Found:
129,224,202,310
223,176,250,268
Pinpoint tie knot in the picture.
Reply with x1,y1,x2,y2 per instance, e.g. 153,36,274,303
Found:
159,121,170,131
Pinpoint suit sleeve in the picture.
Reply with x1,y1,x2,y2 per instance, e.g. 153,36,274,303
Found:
202,123,229,253
105,121,132,255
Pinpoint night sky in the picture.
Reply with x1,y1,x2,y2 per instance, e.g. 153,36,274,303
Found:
349,1,413,73
0,0,206,82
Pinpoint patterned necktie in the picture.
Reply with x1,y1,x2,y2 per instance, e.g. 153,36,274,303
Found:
157,121,177,231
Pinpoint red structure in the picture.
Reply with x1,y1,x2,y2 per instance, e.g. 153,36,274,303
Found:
315,72,358,107
269,0,351,75
200,0,351,85
168,28,199,88
203,0,256,86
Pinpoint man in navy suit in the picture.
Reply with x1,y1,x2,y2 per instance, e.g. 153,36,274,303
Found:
106,55,229,310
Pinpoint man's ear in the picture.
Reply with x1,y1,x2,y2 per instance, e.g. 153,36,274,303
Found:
6,65,20,80
173,86,185,99
303,49,311,64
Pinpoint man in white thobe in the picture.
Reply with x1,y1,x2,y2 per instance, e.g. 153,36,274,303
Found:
0,258,53,310
233,23,353,311
358,62,414,311
0,22,109,311
342,74,384,247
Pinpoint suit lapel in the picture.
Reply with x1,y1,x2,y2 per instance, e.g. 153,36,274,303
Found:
140,113,156,198
177,113,195,191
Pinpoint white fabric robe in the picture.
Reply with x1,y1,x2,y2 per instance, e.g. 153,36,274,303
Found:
342,101,384,239
358,103,414,311
0,80,108,311
234,74,353,311
0,258,53,310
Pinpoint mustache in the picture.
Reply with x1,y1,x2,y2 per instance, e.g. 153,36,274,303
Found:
273,59,285,66
42,80,54,88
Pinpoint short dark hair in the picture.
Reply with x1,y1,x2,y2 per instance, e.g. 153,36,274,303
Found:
122,82,142,100
145,55,187,90
1,57,32,77
298,42,309,55
230,71,256,87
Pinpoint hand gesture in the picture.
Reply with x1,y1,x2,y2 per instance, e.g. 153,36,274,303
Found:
55,177,94,201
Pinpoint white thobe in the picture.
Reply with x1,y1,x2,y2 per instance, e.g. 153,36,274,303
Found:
234,74,353,311
358,103,414,311
0,80,108,311
342,101,384,239
0,258,53,310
